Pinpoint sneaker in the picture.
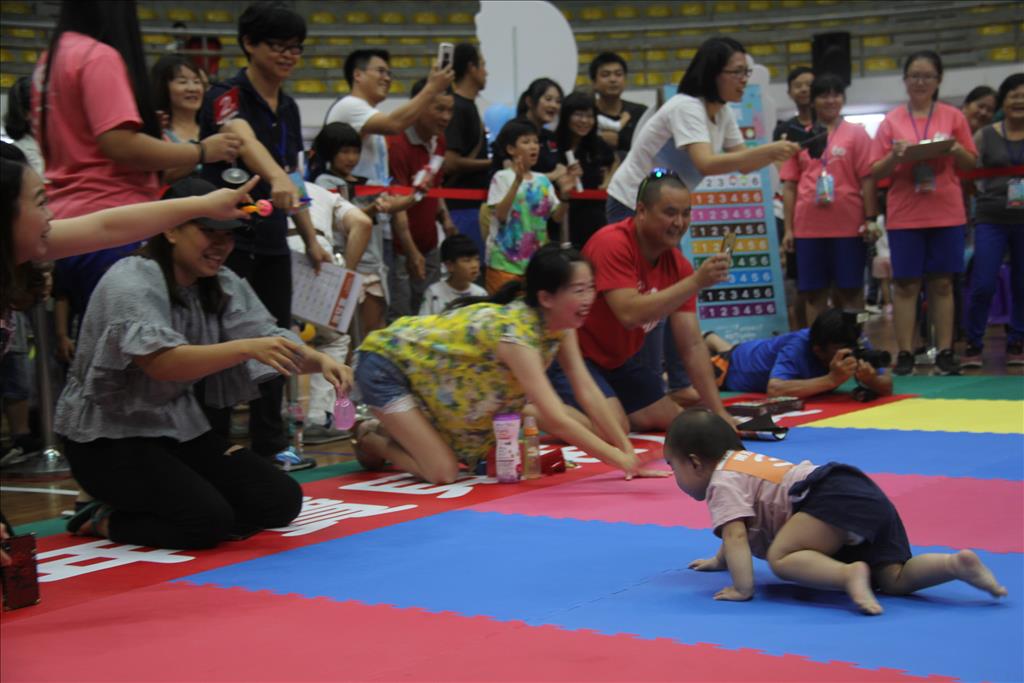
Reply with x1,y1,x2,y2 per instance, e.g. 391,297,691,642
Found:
934,348,961,376
961,344,983,369
1007,341,1024,367
0,446,29,468
302,423,352,445
893,351,915,376
914,346,936,366
273,447,317,472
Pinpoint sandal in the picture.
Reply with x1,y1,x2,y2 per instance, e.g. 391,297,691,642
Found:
66,501,113,537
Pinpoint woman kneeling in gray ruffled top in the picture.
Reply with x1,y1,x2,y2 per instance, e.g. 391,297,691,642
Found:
56,178,353,550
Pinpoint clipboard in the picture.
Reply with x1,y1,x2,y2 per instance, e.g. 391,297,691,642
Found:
900,138,955,163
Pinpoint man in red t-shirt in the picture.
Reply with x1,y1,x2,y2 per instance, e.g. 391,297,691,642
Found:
547,173,733,431
387,80,457,317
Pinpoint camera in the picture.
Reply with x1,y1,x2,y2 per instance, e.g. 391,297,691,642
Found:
852,346,891,370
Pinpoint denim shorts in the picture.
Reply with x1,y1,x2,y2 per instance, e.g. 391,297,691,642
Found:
353,351,417,414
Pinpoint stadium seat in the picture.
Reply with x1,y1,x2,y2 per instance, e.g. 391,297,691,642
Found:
6,27,38,39
863,35,892,47
576,33,595,42
580,7,606,21
0,73,16,88
311,56,341,70
142,34,173,45
614,6,638,19
989,46,1019,61
294,79,327,95
680,3,704,15
645,50,668,62
166,9,195,22
448,12,473,24
21,50,36,63
399,37,426,45
413,11,439,24
749,44,776,56
380,12,405,24
136,6,157,21
327,37,353,46
0,2,29,14
391,56,415,69
646,5,672,18
311,11,335,25
715,2,739,13
346,11,370,24
788,40,812,53
865,57,898,72
979,24,1013,35
203,10,231,23
333,80,350,94
0,49,11,63
364,37,389,46
747,1,772,11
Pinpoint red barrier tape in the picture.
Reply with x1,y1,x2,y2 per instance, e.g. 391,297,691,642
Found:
346,165,1023,201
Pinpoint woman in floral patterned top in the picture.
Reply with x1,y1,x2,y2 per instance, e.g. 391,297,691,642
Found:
355,243,668,484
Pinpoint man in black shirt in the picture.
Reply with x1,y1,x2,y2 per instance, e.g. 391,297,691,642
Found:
590,52,648,160
199,1,330,470
443,43,491,255
772,66,815,142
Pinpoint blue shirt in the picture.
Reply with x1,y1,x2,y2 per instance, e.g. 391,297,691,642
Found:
199,69,304,255
723,329,827,393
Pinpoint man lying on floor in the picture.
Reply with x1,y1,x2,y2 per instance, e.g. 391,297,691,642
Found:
703,308,893,399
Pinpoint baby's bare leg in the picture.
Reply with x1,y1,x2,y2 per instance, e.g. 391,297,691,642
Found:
874,550,1008,598
767,512,883,615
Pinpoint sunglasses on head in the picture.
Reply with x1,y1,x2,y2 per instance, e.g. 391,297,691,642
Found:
636,167,682,205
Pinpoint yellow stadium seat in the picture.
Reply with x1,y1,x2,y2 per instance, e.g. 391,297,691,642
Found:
220,35,235,44
167,9,194,22
7,27,37,39
581,7,606,21
747,0,772,10
334,80,350,94
234,56,248,68
381,12,405,24
576,74,589,87
448,12,473,24
749,24,771,31
781,0,805,6
788,41,811,54
0,49,11,62
646,5,671,18
346,11,370,24
327,37,353,46
863,35,892,48
413,11,439,24
391,56,415,69
787,22,809,29
390,81,406,94
608,32,634,40
646,72,666,86
365,37,389,46
676,48,697,60
989,46,1019,61
968,4,995,12
305,38,318,46
768,65,781,77
677,28,701,36
646,30,669,38
816,0,839,4
311,11,335,25
137,6,157,21
294,79,327,94
21,49,37,63
645,50,668,61
204,10,231,22
399,37,426,45
614,6,637,19
311,56,341,70
419,56,433,67
818,19,842,27
1,2,30,14
578,52,595,64
576,33,595,42
749,44,776,56
672,69,685,82
865,57,897,72
562,8,572,21
715,2,739,12
619,51,633,61
142,34,173,45
0,73,15,88
979,24,1012,36
860,16,881,24
680,3,704,15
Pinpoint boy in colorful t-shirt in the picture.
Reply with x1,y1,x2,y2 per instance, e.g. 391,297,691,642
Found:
665,409,1007,615
485,120,566,293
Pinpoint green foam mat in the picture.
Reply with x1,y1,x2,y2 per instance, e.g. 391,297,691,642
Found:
890,375,1024,400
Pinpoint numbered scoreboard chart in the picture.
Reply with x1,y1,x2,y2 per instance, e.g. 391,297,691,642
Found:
680,171,789,342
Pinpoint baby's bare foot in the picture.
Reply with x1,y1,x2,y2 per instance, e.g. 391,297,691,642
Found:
951,550,1008,598
845,561,883,615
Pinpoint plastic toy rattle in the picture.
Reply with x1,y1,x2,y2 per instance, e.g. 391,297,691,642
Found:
241,199,274,217
333,391,356,430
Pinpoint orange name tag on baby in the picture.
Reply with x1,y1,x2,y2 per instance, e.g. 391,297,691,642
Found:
717,449,795,484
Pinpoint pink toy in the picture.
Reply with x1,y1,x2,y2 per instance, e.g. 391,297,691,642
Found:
333,391,356,430
241,199,273,217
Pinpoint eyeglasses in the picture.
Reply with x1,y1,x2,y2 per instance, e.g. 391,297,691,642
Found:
265,40,304,55
722,68,754,79
905,73,938,83
636,167,682,205
365,66,392,78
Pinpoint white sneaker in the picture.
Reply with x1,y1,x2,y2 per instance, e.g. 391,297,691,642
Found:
0,446,30,468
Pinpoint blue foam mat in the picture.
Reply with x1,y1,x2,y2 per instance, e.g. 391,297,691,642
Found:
181,510,1023,682
751,427,1024,480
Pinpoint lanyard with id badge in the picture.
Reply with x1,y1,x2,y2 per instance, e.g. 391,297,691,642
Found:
1002,122,1024,209
907,103,936,193
815,122,840,205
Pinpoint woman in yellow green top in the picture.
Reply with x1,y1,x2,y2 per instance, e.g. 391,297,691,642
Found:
354,244,668,484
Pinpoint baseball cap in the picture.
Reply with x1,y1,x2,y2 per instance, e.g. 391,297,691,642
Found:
161,177,246,231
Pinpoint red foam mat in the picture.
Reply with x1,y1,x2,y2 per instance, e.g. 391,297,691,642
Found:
473,470,1024,553
0,581,955,683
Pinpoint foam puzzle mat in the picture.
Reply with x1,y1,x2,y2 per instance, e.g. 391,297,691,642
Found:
2,376,1022,682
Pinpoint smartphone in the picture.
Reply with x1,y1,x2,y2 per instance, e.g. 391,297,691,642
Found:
437,42,454,71
1,534,40,611
720,230,737,258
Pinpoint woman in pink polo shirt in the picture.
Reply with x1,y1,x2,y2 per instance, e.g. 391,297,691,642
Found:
871,51,977,376
782,73,878,324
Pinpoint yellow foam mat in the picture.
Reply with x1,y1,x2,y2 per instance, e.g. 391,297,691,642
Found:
805,398,1024,434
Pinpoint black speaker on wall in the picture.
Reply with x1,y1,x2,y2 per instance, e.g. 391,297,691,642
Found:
812,32,852,85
